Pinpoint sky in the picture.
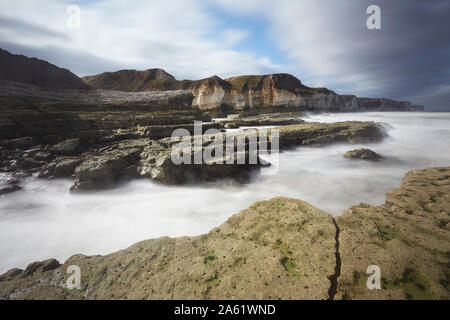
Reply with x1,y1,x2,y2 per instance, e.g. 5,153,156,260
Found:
0,0,449,109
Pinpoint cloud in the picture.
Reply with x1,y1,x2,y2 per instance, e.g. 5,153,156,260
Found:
212,0,450,107
0,15,68,40
0,0,281,79
0,0,448,107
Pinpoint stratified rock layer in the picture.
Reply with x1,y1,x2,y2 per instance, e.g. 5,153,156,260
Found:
83,69,423,112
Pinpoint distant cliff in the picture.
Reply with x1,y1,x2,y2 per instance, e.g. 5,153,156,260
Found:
0,49,89,90
83,70,424,112
0,47,423,112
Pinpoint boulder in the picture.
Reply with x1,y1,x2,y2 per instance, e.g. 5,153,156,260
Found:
53,157,83,178
139,133,267,185
49,138,82,156
345,148,383,161
0,184,21,195
71,145,143,192
17,158,46,170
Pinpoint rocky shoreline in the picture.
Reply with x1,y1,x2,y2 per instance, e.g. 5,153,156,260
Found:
0,118,384,192
0,166,448,300
0,47,446,301
0,80,385,193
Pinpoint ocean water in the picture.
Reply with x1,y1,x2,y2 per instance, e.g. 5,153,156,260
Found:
0,112,449,273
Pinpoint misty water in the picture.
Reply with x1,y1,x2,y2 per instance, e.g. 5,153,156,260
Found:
1,112,449,273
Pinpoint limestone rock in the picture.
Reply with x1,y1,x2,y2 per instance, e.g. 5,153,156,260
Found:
336,167,450,300
49,138,82,156
82,68,418,112
345,148,383,161
0,197,337,300
217,114,305,129
276,121,383,148
53,157,83,178
70,143,143,192
17,158,45,170
0,167,448,300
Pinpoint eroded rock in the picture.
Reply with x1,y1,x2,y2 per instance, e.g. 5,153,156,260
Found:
49,138,82,156
276,121,383,148
345,148,383,161
336,167,450,300
0,167,448,300
70,143,144,192
0,197,336,300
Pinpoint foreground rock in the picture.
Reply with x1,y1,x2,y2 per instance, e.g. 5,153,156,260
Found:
336,167,450,300
345,148,383,161
0,197,337,300
1,167,448,300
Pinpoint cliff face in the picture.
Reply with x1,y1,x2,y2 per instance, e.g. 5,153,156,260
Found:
0,167,448,300
177,76,234,110
83,69,422,112
0,48,423,112
0,49,89,90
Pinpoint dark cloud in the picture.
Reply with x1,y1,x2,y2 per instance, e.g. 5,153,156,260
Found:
0,0,448,108
0,15,68,40
318,0,450,107
246,0,450,108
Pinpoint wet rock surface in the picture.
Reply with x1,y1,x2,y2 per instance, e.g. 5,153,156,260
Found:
276,121,383,148
70,134,265,191
0,167,448,300
0,90,385,192
345,148,383,161
0,174,21,195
